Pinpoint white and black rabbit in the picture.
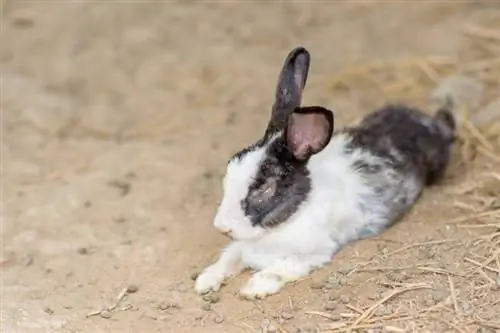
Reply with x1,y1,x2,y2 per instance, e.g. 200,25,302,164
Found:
195,46,456,299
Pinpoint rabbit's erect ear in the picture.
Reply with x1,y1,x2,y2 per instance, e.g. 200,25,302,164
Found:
284,106,334,162
267,47,311,134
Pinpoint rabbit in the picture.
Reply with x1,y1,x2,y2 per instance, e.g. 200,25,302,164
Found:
194,46,456,300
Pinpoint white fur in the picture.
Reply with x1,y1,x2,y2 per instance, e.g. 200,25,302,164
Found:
195,133,412,299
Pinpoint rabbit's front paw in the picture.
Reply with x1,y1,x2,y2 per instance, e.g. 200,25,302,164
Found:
195,265,226,294
239,273,282,300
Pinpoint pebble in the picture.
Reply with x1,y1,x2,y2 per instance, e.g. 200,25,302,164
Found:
43,307,54,315
296,325,318,333
77,247,89,255
387,272,407,283
495,276,500,286
324,301,337,311
267,324,278,333
327,276,343,288
202,292,220,304
121,304,133,311
260,319,271,331
310,280,325,290
158,301,171,311
22,255,34,266
337,267,351,275
127,284,139,293
476,328,497,333
432,290,447,302
424,298,436,307
213,315,224,324
374,306,392,317
99,310,111,319
339,295,351,304
460,301,473,316
281,312,294,320
328,292,340,301
323,283,336,290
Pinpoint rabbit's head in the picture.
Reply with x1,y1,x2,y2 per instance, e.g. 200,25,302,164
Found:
213,47,335,241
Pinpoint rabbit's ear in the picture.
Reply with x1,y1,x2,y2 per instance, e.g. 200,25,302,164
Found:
266,47,311,134
284,106,334,161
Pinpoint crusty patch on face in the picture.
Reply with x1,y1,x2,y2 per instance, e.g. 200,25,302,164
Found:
241,136,311,229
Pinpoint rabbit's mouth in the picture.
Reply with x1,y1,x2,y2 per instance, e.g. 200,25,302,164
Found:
221,230,234,240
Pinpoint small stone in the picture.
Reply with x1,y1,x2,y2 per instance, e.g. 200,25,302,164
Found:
324,302,337,311
127,284,139,293
495,276,500,286
339,295,350,304
388,272,409,283
201,303,211,311
329,292,340,301
12,17,34,28
22,255,34,266
476,327,496,333
281,312,294,320
337,267,351,275
327,276,342,288
432,291,447,302
190,272,199,281
297,324,318,333
213,315,224,324
158,301,171,311
424,298,436,307
260,319,271,330
323,283,336,290
176,283,189,293
310,280,325,290
43,307,54,315
113,217,127,223
337,277,347,286
267,324,278,333
99,310,111,319
108,179,131,196
374,306,392,317
121,304,133,311
77,247,89,255
202,292,220,304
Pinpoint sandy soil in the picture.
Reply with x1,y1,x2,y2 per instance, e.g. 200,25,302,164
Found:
2,2,500,333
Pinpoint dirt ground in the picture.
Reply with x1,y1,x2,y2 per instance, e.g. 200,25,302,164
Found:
2,2,500,333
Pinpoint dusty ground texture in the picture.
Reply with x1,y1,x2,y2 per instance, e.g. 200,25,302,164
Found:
2,2,500,333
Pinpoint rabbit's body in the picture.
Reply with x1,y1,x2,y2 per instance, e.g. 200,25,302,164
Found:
194,47,456,299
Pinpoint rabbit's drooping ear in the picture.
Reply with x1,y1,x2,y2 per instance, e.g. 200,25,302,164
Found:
285,106,334,161
267,47,311,134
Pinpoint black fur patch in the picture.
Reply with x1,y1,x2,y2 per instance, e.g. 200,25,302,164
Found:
345,104,455,185
240,137,311,228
